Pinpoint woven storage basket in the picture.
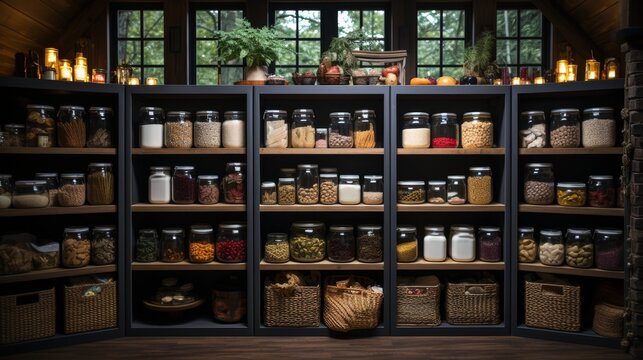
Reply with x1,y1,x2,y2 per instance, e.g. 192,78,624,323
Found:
264,281,320,327
446,280,500,325
592,303,624,338
525,279,580,332
323,276,384,332
0,287,55,344
396,279,441,326
64,281,117,334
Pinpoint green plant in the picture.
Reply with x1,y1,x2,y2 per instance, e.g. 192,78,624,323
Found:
463,31,496,77
213,19,288,68
322,30,378,73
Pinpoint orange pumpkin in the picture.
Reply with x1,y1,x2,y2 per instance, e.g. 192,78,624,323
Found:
410,77,431,85
437,76,457,85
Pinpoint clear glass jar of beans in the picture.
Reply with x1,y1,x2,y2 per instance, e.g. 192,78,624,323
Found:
223,162,246,204
319,173,338,204
401,112,430,148
524,163,555,205
136,229,159,262
327,225,355,262
587,175,615,208
164,111,193,148
189,225,215,263
216,223,247,263
290,221,326,262
328,112,353,148
291,109,315,148
565,228,593,268
447,175,466,204
539,229,564,266
431,112,459,148
354,110,376,148
396,225,418,262
264,233,289,263
194,110,221,148
296,164,319,204
397,181,425,204
357,225,383,263
520,111,546,148
467,167,492,205
161,228,186,262
278,177,296,205
550,108,580,148
461,112,493,148
582,107,615,148
315,128,328,148
594,228,623,271
197,175,220,204
478,226,502,262
172,166,196,204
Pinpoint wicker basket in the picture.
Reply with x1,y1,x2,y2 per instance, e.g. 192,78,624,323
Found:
525,279,580,332
0,287,55,344
396,277,441,326
593,303,624,338
64,280,117,334
264,282,320,327
446,280,500,325
323,276,384,332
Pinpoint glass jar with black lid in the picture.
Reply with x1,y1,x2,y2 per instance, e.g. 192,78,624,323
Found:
328,112,353,148
520,110,546,148
296,164,319,204
291,109,315,148
354,109,376,148
161,228,186,262
223,162,245,204
431,112,459,148
57,105,86,147
290,221,326,262
87,107,113,147
550,108,580,148
357,225,383,263
327,225,355,262
402,112,430,149
397,225,418,262
139,106,164,148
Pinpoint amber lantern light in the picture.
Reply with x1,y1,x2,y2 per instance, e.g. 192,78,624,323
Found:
534,77,545,84
74,54,88,83
44,48,59,79
59,59,73,81
605,58,618,79
145,77,158,85
511,77,521,85
585,52,600,81
567,64,578,81
556,60,568,83
128,77,140,85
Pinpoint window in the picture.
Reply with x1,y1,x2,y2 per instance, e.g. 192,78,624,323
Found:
272,9,322,79
338,10,386,51
111,5,165,83
416,6,471,79
190,6,244,85
496,7,548,77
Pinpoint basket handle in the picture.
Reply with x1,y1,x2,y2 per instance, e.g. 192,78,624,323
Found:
464,285,489,295
540,284,565,296
15,293,39,306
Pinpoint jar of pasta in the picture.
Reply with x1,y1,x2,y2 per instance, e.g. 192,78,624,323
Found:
291,109,315,148
354,110,376,148
57,105,86,147
189,225,215,263
87,163,114,205
397,225,418,262
264,110,288,148
557,182,586,207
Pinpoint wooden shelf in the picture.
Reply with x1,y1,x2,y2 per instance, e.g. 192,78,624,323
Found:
518,263,624,279
397,148,505,155
260,204,384,212
259,260,384,270
397,203,505,212
259,148,384,155
0,205,117,217
0,147,117,155
0,265,117,285
519,204,624,216
519,147,622,155
397,259,505,270
132,261,246,271
132,148,246,155
132,203,246,212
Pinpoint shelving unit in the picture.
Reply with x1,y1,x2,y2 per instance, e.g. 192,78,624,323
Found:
259,204,384,212
259,260,384,270
0,205,117,217
517,263,624,279
131,203,246,212
397,259,505,271
518,204,624,216
0,265,117,285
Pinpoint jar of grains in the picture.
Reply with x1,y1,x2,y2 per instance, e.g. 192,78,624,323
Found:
315,128,328,148
550,108,580,148
197,175,220,204
447,175,466,205
87,163,114,205
397,181,425,204
291,109,315,148
91,225,116,265
264,110,288,148
278,177,296,205
478,226,502,262
222,111,246,148
216,223,247,263
595,228,623,271
136,229,159,262
139,107,164,148
25,104,55,147
223,162,246,204
35,172,58,206
12,180,49,208
161,228,186,262
194,110,221,148
357,225,383,263
87,107,113,147
264,233,289,263
327,225,355,262
189,225,215,263
362,175,383,205
290,221,325,262
339,175,361,205
588,175,615,208
62,226,91,268
565,228,593,268
524,163,555,205
427,181,447,203
58,173,85,207
557,182,586,207
149,166,171,204
518,227,537,263
354,110,376,148
319,173,338,205
461,112,493,148
450,225,476,262
467,167,493,205
296,164,319,204
328,112,354,148
582,107,615,148
539,229,564,266
172,166,196,204
57,105,86,147
397,225,418,262
164,111,193,148
261,181,277,205
402,112,430,148
5,124,25,147
423,225,447,262
431,112,459,148
0,174,12,209
520,111,546,148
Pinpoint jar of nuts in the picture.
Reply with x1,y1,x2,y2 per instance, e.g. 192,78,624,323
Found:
327,225,355,262
290,221,326,262
427,181,446,203
447,175,466,205
397,181,425,204
587,175,615,208
296,164,319,204
62,226,91,268
550,108,580,148
320,173,338,204
518,227,537,263
189,225,214,263
328,112,354,148
264,233,289,263
396,225,418,262
539,229,564,266
461,112,493,148
565,228,593,268
261,181,277,205
557,182,586,207
524,163,555,205
278,177,296,205
582,107,615,148
161,228,186,263
362,175,383,205
291,109,315,148
467,167,492,205
164,111,193,148
520,111,547,148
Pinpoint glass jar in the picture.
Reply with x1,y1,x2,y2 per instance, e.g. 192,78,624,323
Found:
194,110,221,148
595,228,623,271
62,226,90,268
261,181,277,205
315,128,328,148
291,109,315,148
223,162,246,204
212,275,247,323
264,233,289,263
91,225,116,265
397,181,425,204
588,175,615,208
447,175,466,204
582,107,615,148
87,107,113,147
25,104,55,147
57,105,86,147
327,225,355,262
87,163,114,205
423,225,447,262
431,112,459,148
362,175,383,205
467,167,493,205
264,110,288,148
518,226,537,263
216,223,247,263
0,174,12,209
297,164,319,204
161,228,186,262
197,175,220,205
338,175,360,205
58,173,85,207
539,229,564,266
557,182,586,206
139,107,164,148
520,111,547,148
290,221,325,262
172,166,196,204
12,180,49,208
149,166,171,204
164,111,193,148
461,112,493,148
524,163,555,205
280,168,296,178
328,112,354,148
478,226,502,262
278,177,296,205
354,110,376,148
450,225,476,262
222,111,246,148
565,228,593,268
402,112,430,148
357,225,383,263
550,108,580,148
319,173,338,205
397,225,418,262
189,225,215,263
427,181,447,203
5,124,25,147
35,172,58,207
136,229,159,262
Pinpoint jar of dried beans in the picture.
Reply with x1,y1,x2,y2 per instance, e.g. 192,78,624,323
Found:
595,228,623,271
328,112,353,148
197,175,220,204
194,110,221,148
550,108,580,148
478,226,501,262
172,166,196,204
582,107,615,148
223,162,245,204
296,164,319,204
216,223,247,263
524,163,555,205
461,112,493,149
161,228,186,262
164,111,193,148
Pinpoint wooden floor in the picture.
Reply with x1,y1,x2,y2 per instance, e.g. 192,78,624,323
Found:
5,336,631,359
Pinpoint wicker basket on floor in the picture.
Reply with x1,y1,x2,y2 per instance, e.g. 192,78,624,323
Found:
396,277,441,326
592,303,624,338
446,280,500,325
0,287,55,344
64,280,117,334
525,279,580,332
264,278,320,327
323,275,384,332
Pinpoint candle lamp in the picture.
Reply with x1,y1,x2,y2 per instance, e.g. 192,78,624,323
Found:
511,77,521,85
128,77,140,85
44,48,59,79
585,58,600,81
567,64,577,82
74,64,87,82
521,79,531,85
145,77,158,85
605,58,618,79
59,59,73,81
493,78,503,85
556,60,568,83
534,76,545,84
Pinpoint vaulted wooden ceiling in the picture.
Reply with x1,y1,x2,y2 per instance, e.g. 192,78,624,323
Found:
558,0,620,59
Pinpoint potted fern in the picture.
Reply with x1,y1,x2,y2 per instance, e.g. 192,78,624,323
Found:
318,31,372,85
462,31,496,85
